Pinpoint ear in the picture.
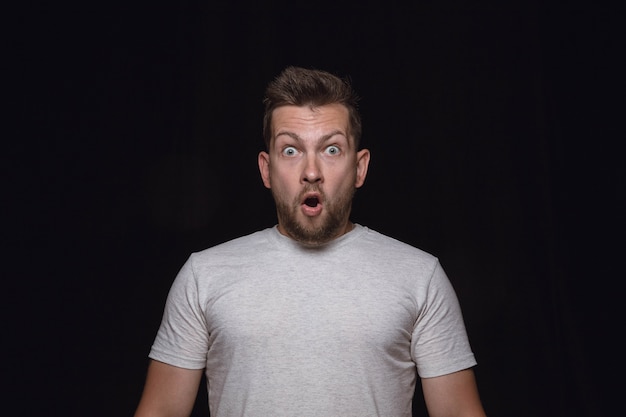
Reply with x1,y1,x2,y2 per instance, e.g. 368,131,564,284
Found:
355,148,371,188
258,151,272,189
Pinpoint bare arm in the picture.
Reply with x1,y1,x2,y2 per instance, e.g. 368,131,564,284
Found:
421,368,486,417
134,359,204,417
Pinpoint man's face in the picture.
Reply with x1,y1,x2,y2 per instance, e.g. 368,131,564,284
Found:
258,104,370,246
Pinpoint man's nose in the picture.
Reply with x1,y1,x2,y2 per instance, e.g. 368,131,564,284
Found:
302,155,322,183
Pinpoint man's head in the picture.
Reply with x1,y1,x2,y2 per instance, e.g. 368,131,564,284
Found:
258,67,370,247
262,66,362,151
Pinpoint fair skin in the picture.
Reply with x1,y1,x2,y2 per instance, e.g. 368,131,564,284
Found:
258,104,370,246
422,369,486,417
134,360,202,417
134,104,486,417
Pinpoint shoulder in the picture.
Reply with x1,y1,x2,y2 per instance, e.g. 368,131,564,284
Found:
199,228,272,253
357,225,439,264
186,228,275,268
342,225,444,283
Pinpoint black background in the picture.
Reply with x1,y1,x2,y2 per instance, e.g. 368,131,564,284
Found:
8,1,624,416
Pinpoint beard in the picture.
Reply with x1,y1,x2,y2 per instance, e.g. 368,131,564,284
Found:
272,185,355,247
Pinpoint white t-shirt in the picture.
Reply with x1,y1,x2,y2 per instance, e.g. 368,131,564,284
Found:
150,225,477,417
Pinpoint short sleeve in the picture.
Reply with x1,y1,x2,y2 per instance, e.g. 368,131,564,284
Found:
148,256,209,369
411,261,477,378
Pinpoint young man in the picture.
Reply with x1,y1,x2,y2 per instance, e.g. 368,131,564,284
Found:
134,66,486,417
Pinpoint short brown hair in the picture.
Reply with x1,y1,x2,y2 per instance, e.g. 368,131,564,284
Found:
262,66,362,150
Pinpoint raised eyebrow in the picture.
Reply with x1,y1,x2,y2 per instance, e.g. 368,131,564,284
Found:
275,130,347,144
320,130,348,144
275,131,302,142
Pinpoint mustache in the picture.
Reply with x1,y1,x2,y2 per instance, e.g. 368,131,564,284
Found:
301,184,322,193
298,185,324,200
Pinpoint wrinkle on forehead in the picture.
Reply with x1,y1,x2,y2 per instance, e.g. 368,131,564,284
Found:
272,104,351,146
275,130,346,144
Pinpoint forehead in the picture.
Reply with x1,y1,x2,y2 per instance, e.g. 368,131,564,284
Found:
272,104,350,137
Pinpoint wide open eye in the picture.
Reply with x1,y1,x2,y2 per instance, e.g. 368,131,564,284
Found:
282,146,298,156
325,145,340,155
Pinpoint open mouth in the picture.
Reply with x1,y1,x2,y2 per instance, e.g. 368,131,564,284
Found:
301,190,323,207
304,196,319,207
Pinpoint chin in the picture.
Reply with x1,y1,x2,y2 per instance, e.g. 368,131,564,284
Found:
284,220,345,246
275,197,352,246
